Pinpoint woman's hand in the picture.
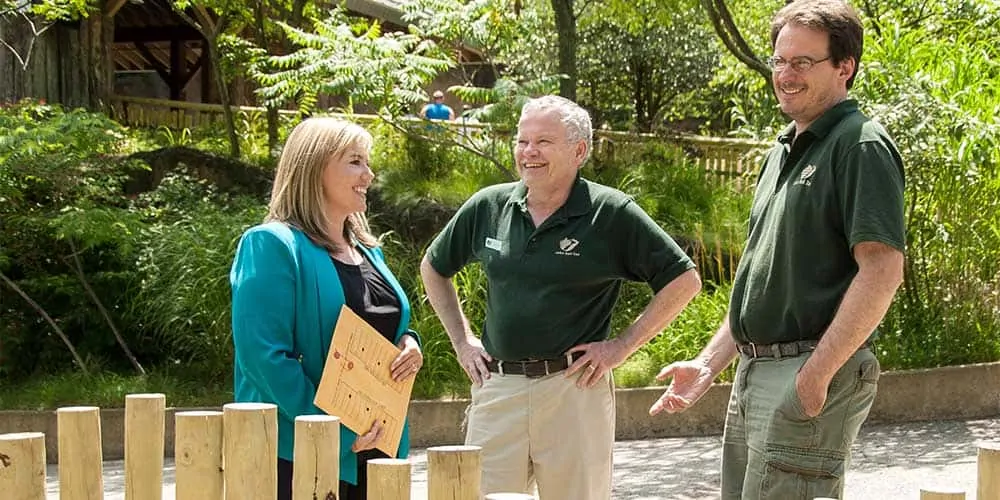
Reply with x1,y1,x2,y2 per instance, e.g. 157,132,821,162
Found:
390,334,423,382
351,419,384,453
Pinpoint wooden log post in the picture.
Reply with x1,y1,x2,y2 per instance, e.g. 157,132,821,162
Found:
57,406,104,500
920,489,966,500
427,445,481,500
980,442,1000,500
485,494,536,499
175,411,224,500
0,432,46,499
367,458,411,500
223,403,278,500
292,415,341,500
125,393,166,500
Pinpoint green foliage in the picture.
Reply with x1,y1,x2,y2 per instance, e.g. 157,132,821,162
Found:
0,370,232,410
855,17,1000,369
0,100,143,378
254,9,453,115
125,175,265,378
576,0,720,131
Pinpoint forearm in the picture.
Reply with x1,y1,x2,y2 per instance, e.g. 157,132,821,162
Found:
695,316,739,378
616,269,701,357
803,243,904,383
420,256,475,349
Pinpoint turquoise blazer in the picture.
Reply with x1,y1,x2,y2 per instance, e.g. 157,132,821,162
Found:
230,221,414,485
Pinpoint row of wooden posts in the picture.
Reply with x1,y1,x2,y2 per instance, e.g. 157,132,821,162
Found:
0,393,998,499
0,394,533,499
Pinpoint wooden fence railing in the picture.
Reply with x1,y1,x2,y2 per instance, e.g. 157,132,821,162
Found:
108,95,769,183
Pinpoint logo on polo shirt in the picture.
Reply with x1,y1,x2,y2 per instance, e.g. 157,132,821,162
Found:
555,237,581,256
794,165,817,186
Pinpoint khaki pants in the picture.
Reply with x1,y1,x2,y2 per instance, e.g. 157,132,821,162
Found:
721,348,880,500
465,370,615,499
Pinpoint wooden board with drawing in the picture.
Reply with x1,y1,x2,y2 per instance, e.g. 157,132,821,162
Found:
313,305,414,456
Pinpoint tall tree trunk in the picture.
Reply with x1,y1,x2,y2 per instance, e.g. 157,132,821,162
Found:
551,0,577,101
206,38,241,158
252,1,279,152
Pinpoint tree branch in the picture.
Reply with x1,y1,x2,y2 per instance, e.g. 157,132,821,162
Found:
64,239,145,375
702,0,770,82
0,270,89,375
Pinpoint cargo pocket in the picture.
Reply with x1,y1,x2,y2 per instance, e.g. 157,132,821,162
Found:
760,445,845,499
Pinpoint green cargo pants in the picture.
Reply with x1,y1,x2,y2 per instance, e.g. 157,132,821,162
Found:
720,347,880,500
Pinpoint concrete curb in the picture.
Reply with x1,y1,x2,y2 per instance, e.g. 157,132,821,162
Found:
3,362,998,464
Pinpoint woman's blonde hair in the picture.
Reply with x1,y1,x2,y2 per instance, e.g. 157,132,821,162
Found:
266,117,378,250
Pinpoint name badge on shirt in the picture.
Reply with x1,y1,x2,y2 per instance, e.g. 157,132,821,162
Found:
485,237,504,252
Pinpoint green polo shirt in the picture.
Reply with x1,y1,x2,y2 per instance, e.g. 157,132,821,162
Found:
426,176,694,361
729,99,905,345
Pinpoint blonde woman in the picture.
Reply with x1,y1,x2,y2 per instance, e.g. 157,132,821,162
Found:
230,118,422,500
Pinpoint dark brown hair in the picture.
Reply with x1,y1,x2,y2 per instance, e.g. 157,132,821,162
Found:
771,0,864,88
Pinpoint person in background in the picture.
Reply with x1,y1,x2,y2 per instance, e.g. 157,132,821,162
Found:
649,1,906,499
230,117,423,500
421,95,701,499
420,90,456,121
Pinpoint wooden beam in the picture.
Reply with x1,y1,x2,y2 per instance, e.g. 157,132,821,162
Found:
133,42,171,85
104,0,129,17
116,26,203,43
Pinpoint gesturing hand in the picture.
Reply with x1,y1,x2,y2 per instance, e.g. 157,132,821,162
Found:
648,360,715,415
391,334,423,382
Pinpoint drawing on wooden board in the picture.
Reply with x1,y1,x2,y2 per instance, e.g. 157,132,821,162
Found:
314,305,414,456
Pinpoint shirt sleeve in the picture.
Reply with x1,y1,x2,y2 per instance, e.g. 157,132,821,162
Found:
425,193,484,278
617,199,696,292
837,140,906,251
230,227,321,421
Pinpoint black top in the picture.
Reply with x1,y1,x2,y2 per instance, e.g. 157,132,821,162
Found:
333,250,402,343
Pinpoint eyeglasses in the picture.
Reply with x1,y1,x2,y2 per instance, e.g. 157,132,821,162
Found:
766,55,831,73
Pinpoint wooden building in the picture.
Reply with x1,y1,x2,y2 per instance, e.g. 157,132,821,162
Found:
0,0,493,116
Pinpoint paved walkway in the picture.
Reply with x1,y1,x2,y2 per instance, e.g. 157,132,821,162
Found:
46,417,999,499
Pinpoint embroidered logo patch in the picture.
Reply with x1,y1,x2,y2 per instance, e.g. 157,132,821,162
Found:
555,237,581,256
794,164,817,186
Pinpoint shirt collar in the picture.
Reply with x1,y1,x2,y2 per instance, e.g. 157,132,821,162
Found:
509,174,592,218
778,99,859,145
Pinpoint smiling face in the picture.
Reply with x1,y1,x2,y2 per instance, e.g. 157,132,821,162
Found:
772,23,854,133
514,108,587,194
322,144,373,221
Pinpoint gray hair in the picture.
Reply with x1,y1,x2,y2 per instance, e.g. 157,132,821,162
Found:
520,95,593,164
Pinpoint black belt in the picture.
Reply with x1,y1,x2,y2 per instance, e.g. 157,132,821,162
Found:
486,352,584,378
736,340,818,359
736,339,871,359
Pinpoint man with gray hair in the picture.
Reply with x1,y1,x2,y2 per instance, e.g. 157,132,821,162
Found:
421,95,701,498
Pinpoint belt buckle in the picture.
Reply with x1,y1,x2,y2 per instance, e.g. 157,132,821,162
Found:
496,360,505,376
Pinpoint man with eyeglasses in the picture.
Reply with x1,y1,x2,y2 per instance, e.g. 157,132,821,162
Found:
421,95,701,498
649,1,905,499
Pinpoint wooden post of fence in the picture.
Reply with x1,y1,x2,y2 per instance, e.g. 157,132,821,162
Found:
980,442,1000,500
485,494,536,499
0,432,46,499
125,393,165,500
175,410,224,500
367,458,411,500
427,445,481,500
292,415,340,500
57,406,104,500
920,488,966,500
223,403,278,500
